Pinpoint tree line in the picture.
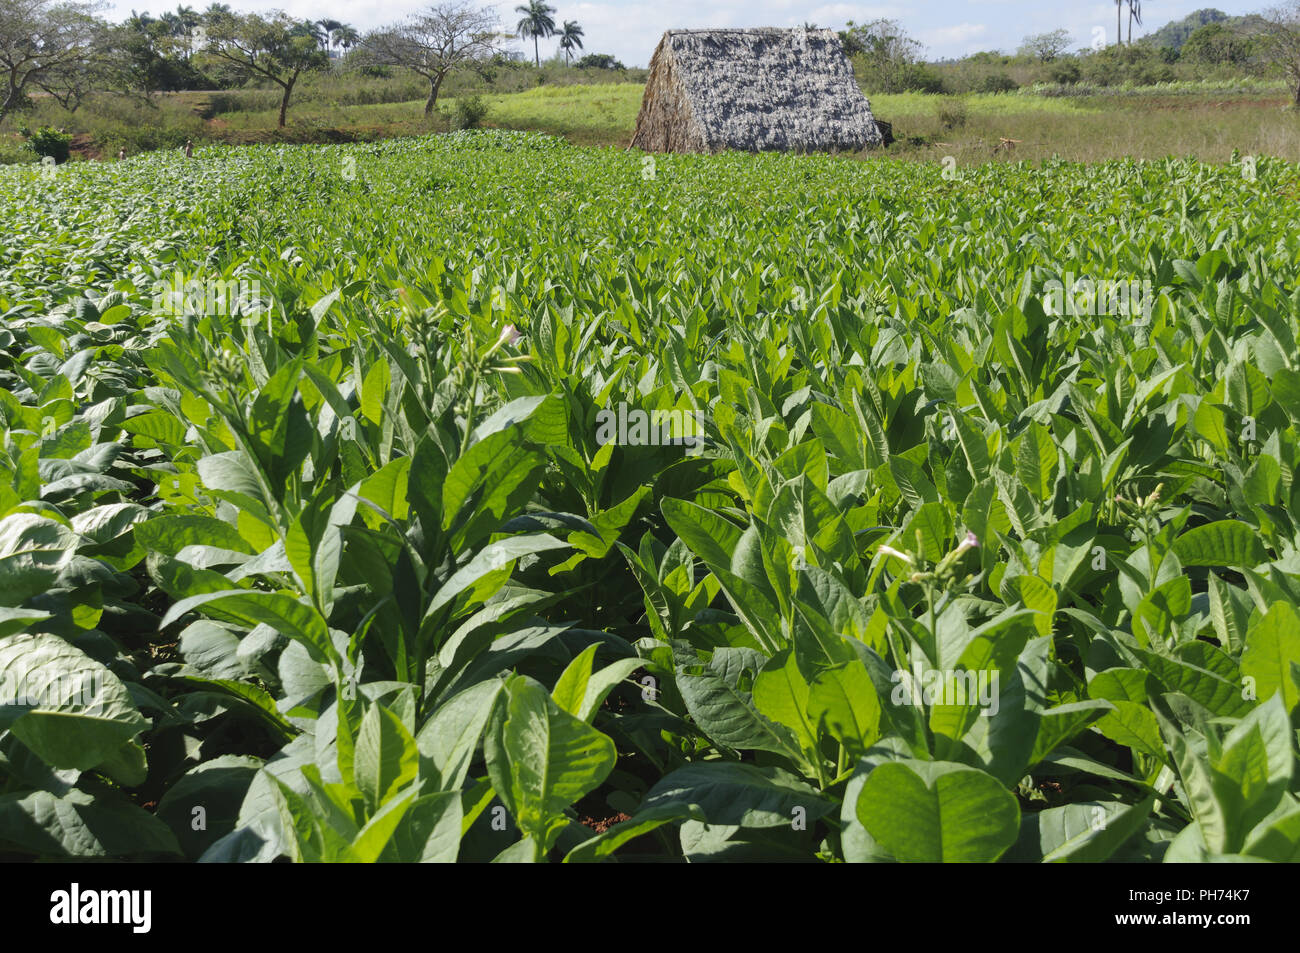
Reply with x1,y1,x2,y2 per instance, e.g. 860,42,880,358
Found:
0,1,601,128
840,6,1300,102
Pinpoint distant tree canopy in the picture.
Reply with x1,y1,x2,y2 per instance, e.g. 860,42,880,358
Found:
1018,29,1073,62
1182,22,1256,64
1141,7,1230,50
0,0,110,121
359,2,501,116
196,12,329,127
1261,1,1300,105
841,19,944,93
575,53,623,70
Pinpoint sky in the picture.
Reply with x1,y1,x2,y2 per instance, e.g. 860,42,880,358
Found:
102,0,1271,68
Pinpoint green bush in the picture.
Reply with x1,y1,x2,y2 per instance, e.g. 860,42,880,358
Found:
452,95,490,130
25,126,71,163
975,73,1019,94
901,63,949,94
0,135,37,165
576,53,626,70
1047,61,1081,85
937,97,968,130
1079,44,1178,87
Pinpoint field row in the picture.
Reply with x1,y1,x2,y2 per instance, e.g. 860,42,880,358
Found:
1,132,1298,861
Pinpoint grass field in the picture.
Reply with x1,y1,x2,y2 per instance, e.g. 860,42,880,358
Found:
7,79,1300,165
2,130,1300,862
192,82,1300,162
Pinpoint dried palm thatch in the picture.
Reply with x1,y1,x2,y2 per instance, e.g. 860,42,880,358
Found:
631,28,884,154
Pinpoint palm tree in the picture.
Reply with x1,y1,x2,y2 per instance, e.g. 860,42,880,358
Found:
175,4,200,30
1127,0,1143,46
1115,0,1124,45
203,4,234,30
315,19,341,54
558,20,584,65
333,25,360,56
515,1,557,67
174,5,200,59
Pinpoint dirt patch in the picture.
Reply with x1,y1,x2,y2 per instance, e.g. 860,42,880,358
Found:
68,133,101,161
577,812,632,834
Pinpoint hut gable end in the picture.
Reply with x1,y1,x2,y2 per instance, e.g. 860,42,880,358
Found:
631,28,883,154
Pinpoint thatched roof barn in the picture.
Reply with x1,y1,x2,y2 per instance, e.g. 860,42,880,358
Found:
631,28,884,154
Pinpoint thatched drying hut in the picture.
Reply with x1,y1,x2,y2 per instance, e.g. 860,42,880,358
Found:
631,27,885,154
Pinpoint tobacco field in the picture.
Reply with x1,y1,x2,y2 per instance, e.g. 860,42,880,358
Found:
1,130,1300,862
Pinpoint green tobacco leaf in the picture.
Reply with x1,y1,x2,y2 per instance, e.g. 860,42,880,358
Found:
678,665,802,760
752,649,818,758
136,514,254,557
1243,802,1300,862
160,590,337,665
807,661,882,758
497,676,617,853
1013,798,1156,863
1016,421,1058,500
1028,700,1114,766
377,791,462,863
856,760,1020,862
155,755,262,860
425,533,568,618
0,632,148,772
1134,647,1253,718
442,430,546,549
577,658,643,724
0,514,77,606
641,762,832,828
0,607,52,638
565,802,706,863
354,702,420,813
416,678,504,791
1096,699,1166,760
173,675,297,740
1171,521,1267,568
551,643,599,717
360,359,390,426
1155,708,1228,854
0,789,180,858
1241,602,1300,715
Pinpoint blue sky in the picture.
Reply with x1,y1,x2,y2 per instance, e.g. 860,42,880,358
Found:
104,0,1270,68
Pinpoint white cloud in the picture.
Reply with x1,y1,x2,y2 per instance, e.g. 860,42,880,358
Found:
101,0,1273,70
919,21,988,56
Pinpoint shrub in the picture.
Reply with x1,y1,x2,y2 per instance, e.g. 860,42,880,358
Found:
576,53,625,70
25,126,72,163
903,64,949,93
937,97,968,130
0,135,36,165
1182,23,1254,66
452,95,490,130
976,73,1019,94
1048,61,1081,85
